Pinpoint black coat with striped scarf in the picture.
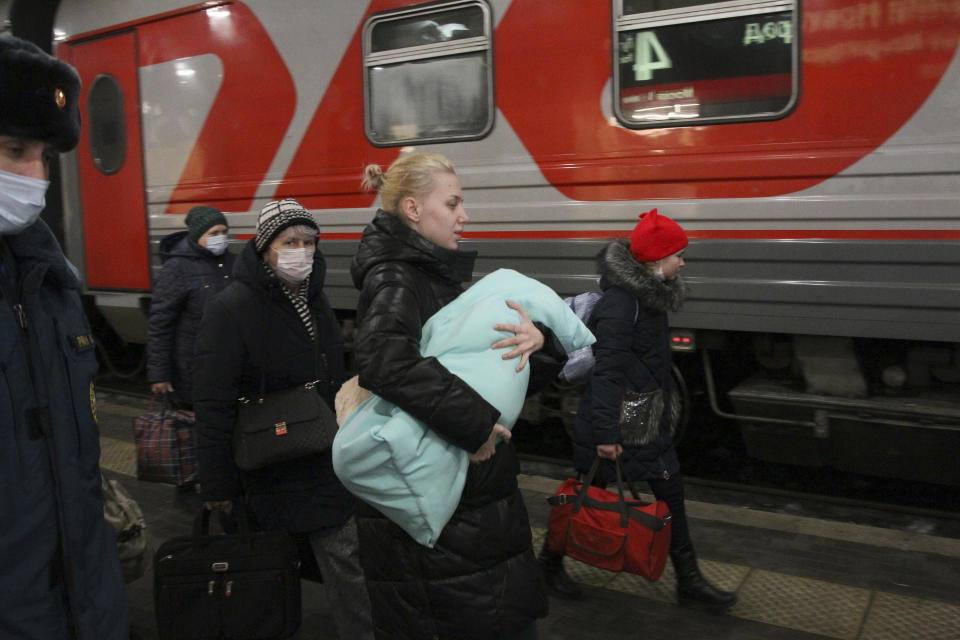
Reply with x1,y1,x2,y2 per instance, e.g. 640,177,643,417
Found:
193,239,353,534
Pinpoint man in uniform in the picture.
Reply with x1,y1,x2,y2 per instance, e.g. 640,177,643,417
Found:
0,34,129,639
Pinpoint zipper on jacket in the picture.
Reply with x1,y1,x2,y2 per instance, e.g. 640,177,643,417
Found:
13,302,27,329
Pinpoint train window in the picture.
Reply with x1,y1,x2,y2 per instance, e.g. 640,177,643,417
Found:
87,74,126,175
363,0,493,146
613,0,797,127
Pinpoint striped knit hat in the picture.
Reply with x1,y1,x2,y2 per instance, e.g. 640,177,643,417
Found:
254,199,318,254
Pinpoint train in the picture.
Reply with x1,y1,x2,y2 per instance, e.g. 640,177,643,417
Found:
36,0,960,486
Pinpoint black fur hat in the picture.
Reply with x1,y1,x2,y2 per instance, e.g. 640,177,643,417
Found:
0,35,82,152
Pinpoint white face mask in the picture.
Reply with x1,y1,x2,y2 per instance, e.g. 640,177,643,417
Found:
0,169,49,235
205,234,229,256
272,247,313,283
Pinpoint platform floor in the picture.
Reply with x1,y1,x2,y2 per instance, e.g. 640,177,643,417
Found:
96,393,960,640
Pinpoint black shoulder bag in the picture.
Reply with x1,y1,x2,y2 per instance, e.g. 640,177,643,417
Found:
232,297,338,471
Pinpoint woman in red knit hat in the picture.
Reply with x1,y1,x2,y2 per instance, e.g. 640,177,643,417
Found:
539,209,738,611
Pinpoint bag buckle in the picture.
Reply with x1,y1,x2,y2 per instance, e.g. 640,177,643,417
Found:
212,561,229,572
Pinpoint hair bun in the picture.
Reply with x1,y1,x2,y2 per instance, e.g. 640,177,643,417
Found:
362,164,385,191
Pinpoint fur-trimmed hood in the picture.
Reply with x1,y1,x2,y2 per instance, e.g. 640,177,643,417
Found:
598,240,686,312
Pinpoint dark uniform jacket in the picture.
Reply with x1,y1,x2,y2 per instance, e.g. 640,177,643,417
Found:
0,220,128,640
147,230,236,405
193,240,353,534
350,210,563,640
573,240,685,482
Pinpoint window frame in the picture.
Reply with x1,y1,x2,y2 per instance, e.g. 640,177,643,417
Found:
612,0,800,129
87,73,127,175
362,0,495,147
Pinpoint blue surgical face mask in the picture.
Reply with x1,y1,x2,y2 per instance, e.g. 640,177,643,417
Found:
0,169,48,235
205,233,229,256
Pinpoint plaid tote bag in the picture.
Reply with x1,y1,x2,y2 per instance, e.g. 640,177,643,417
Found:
133,396,198,486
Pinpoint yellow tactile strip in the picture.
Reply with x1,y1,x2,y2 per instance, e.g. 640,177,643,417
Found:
609,556,751,605
531,525,960,640
732,569,870,639
99,435,138,477
859,591,960,640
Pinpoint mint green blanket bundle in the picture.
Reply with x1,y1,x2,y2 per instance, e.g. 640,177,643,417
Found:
332,268,595,547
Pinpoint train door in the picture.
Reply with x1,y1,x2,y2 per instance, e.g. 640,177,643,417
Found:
68,32,151,291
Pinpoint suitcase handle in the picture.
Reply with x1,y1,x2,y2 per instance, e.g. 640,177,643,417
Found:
192,503,255,548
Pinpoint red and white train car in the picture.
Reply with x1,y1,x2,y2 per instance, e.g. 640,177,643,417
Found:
52,0,960,484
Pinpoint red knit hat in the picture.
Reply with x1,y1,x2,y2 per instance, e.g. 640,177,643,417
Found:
629,208,688,262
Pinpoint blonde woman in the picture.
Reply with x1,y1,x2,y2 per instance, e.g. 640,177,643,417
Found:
350,153,566,640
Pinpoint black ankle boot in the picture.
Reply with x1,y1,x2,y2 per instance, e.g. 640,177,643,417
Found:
670,544,737,610
538,541,583,600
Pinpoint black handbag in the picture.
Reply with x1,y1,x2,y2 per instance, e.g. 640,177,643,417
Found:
153,506,301,640
233,379,337,471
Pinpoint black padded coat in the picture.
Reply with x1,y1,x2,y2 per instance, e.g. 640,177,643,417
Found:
572,240,685,483
193,240,353,534
147,230,235,405
350,210,563,640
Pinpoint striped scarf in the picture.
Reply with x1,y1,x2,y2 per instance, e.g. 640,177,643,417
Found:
264,263,315,341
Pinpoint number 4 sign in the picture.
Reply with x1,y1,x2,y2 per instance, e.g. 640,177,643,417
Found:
633,31,672,81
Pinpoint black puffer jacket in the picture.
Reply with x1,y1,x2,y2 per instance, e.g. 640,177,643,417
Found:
573,240,685,482
147,231,235,404
193,240,353,534
350,211,561,640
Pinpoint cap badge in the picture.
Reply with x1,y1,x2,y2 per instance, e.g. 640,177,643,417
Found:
54,88,66,109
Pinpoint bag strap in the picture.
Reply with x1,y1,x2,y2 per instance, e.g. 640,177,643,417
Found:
192,503,254,546
249,279,324,403
157,392,174,413
555,491,669,531
573,456,642,500
580,459,628,528
616,457,646,502
550,458,670,532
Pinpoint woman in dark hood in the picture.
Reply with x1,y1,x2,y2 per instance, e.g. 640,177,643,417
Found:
542,209,738,612
147,205,235,407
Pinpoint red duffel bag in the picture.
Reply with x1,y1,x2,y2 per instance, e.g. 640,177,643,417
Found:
547,458,672,580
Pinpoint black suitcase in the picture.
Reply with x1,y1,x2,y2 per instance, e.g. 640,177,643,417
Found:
153,506,301,640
